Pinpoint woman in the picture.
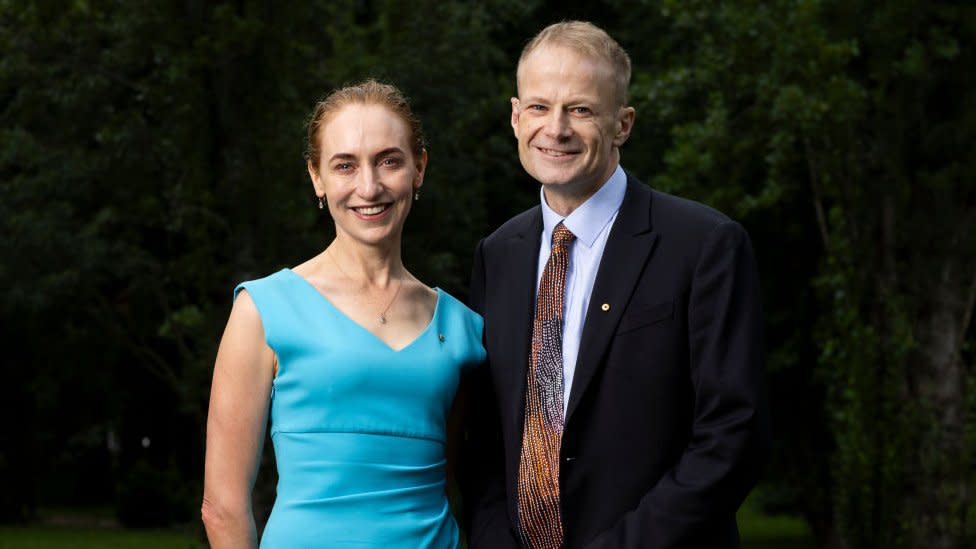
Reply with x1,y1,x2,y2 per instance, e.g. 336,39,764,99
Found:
201,80,484,548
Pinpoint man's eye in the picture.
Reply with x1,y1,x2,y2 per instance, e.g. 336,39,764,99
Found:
571,107,592,114
528,104,547,111
382,157,403,167
334,162,353,171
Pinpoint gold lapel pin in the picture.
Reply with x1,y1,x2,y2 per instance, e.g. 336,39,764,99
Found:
601,303,610,312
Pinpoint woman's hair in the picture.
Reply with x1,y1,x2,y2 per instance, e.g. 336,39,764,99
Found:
305,79,426,171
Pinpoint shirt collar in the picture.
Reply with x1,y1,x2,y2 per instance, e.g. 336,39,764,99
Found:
540,164,627,248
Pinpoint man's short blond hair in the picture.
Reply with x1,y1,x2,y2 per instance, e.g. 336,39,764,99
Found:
517,20,632,107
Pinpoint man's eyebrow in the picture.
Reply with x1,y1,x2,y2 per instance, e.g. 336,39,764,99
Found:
521,95,599,105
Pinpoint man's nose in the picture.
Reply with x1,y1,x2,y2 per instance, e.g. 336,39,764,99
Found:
543,111,572,139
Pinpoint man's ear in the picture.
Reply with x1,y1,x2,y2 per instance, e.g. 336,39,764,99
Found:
511,97,521,137
613,105,636,147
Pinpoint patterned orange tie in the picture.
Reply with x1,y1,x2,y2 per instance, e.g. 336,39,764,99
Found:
517,222,575,549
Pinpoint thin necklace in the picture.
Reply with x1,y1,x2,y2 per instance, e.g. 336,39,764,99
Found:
326,247,403,325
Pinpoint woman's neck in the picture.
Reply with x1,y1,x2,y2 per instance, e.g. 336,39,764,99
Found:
325,237,404,287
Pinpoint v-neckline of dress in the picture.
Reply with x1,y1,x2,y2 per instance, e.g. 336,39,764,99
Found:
282,268,441,353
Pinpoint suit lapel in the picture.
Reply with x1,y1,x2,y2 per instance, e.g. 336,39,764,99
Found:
501,209,542,436
566,177,658,422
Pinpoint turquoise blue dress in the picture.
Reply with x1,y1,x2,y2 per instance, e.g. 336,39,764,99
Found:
235,268,485,548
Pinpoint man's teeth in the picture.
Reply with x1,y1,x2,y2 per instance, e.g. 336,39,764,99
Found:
356,205,387,215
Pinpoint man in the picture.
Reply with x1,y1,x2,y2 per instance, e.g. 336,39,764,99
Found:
464,21,769,549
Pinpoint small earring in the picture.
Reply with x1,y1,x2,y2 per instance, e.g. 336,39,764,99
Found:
318,197,325,209
414,190,420,201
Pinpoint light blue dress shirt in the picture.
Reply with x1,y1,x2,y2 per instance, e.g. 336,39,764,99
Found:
537,165,627,412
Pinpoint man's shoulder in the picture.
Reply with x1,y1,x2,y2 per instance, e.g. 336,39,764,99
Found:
618,173,746,255
649,187,731,229
480,204,541,247
628,172,734,235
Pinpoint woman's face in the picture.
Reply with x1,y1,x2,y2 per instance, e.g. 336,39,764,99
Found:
308,103,426,248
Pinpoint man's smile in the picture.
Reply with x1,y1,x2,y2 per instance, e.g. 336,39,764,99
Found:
536,146,580,157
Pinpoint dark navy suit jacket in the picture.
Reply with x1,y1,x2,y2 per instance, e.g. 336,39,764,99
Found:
463,174,769,548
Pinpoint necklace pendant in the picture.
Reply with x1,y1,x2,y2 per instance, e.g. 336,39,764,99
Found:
379,315,387,324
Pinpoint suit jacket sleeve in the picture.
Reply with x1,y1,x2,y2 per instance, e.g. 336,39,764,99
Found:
462,238,522,548
586,220,769,549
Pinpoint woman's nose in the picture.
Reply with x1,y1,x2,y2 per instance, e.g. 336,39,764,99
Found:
357,167,383,199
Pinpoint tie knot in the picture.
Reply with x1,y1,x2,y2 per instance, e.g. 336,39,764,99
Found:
551,223,575,248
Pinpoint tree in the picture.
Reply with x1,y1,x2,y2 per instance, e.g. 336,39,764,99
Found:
613,1,975,547
3,1,973,546
0,0,517,527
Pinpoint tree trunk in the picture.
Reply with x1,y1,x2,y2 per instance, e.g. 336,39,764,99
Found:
906,265,971,549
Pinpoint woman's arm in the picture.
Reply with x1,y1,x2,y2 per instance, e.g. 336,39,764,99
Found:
202,290,275,549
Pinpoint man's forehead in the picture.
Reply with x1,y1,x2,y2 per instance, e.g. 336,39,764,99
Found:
521,43,600,67
518,48,613,92
520,44,613,77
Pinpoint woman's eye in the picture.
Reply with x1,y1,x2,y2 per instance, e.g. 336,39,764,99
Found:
334,162,353,171
382,157,403,167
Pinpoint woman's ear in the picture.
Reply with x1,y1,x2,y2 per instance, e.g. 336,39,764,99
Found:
414,148,428,190
308,160,325,198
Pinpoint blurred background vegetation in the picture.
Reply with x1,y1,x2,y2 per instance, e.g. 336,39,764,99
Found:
1,0,973,548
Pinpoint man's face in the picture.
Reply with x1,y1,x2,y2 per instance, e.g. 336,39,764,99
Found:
511,45,633,207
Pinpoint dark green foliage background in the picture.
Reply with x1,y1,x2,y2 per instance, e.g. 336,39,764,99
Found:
1,1,973,547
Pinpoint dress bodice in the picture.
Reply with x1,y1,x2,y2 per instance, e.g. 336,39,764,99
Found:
236,269,485,548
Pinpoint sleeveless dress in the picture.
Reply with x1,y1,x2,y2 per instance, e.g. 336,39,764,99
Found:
235,268,485,548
